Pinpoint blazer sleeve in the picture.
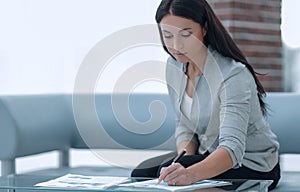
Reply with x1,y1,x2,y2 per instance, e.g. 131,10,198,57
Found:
217,67,254,168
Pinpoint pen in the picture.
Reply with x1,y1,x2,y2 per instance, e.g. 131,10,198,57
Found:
157,149,186,184
172,149,186,164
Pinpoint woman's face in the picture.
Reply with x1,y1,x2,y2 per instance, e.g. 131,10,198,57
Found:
160,14,206,64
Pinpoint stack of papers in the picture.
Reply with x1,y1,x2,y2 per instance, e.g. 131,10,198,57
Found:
35,174,128,190
35,173,231,191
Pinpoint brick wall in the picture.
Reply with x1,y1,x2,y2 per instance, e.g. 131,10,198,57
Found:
208,0,282,91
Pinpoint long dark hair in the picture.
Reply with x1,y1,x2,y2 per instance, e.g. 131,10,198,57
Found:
155,0,267,116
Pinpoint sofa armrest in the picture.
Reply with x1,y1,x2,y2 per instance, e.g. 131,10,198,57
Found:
0,95,74,174
0,98,18,161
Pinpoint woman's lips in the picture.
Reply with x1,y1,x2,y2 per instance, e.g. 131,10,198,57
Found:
173,52,186,56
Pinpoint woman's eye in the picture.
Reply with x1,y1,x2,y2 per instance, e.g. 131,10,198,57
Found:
163,34,173,39
181,31,192,37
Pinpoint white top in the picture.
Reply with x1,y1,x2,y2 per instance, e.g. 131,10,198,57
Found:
181,91,193,119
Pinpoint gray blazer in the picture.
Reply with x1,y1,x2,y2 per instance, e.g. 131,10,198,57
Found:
166,47,279,172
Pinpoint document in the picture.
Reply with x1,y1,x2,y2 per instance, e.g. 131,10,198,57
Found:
35,173,231,191
120,178,231,191
35,174,129,190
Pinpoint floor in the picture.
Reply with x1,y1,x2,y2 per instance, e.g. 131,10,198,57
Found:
0,149,300,176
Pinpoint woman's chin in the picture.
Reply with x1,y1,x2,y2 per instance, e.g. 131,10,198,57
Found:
174,56,188,64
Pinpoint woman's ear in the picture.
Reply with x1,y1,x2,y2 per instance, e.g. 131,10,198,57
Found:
203,22,208,37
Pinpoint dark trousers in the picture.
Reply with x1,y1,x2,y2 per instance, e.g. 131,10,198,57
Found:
131,152,280,190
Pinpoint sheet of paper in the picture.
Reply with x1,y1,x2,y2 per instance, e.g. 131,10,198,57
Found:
35,174,129,190
120,178,231,191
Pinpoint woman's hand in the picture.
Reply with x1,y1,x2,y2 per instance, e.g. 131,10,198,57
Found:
158,148,233,186
158,163,195,186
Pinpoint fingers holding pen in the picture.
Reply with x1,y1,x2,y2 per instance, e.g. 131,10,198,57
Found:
158,163,182,185
158,149,189,185
157,165,173,184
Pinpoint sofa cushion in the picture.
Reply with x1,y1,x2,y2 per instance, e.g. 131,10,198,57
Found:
265,93,300,154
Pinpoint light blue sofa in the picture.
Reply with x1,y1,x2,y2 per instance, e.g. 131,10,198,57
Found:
0,92,299,191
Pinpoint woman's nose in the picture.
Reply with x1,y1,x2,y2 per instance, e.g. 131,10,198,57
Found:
173,37,183,51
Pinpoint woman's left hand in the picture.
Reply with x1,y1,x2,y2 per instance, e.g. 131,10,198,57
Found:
158,163,194,186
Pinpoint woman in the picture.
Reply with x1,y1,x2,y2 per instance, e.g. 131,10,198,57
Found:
132,0,280,190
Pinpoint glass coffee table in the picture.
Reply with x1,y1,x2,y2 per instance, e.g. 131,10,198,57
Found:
0,174,272,192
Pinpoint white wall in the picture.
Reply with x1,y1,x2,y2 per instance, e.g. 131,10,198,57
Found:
282,0,300,92
283,45,300,92
1,0,300,94
0,0,168,94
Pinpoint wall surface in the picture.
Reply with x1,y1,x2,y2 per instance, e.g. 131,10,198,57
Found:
0,0,167,94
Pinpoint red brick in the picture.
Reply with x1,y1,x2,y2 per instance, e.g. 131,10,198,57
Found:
208,0,283,91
